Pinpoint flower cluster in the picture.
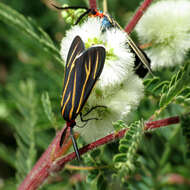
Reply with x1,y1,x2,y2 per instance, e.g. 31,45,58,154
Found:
60,18,144,142
136,0,190,70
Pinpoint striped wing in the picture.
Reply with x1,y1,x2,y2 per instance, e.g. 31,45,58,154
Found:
64,35,85,83
61,36,85,108
61,42,106,121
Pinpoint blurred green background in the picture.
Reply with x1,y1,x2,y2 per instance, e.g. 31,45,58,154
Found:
0,0,190,190
0,0,143,185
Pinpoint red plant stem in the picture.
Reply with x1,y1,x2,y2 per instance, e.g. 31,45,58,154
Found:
125,0,153,34
18,127,66,190
18,115,182,190
89,0,97,9
145,116,180,130
51,128,127,172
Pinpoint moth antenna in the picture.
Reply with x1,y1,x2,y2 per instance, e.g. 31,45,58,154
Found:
52,4,89,10
75,9,91,25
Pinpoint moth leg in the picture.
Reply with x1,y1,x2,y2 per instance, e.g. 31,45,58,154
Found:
75,9,91,25
80,112,99,122
70,127,81,161
80,105,107,122
83,105,107,117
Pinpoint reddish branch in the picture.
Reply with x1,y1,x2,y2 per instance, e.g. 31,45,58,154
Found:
18,115,182,190
89,0,97,9
125,0,153,34
145,116,180,130
18,127,66,190
89,0,153,34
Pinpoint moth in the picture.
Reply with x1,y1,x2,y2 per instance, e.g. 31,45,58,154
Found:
60,36,106,160
53,4,153,77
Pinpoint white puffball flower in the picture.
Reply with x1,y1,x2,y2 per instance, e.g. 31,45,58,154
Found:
135,0,190,70
60,17,135,88
75,73,144,142
60,18,102,60
60,17,144,143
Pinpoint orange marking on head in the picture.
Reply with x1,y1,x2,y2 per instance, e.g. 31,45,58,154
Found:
95,12,104,18
89,9,104,18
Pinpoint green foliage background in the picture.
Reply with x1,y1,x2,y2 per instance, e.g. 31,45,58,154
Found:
0,0,190,189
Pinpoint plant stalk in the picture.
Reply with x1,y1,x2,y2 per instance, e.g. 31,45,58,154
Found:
18,114,183,190
89,0,97,9
125,0,153,34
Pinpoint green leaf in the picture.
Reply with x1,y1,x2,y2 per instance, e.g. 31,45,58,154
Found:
0,2,62,65
113,153,126,162
119,139,129,145
41,92,57,128
0,144,16,168
7,79,37,183
0,101,9,119
97,175,107,190
180,114,190,157
159,63,190,108
144,76,170,96
143,77,160,89
90,149,101,158
119,144,129,153
113,120,126,131
113,120,144,180
152,81,169,94
86,170,99,183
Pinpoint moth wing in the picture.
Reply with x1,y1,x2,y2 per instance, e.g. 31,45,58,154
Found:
64,35,85,78
61,45,106,121
61,36,84,117
73,46,106,117
66,36,85,66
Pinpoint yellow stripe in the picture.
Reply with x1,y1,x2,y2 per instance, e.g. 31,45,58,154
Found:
61,62,75,107
61,92,71,116
67,41,79,68
61,70,67,107
93,52,99,79
76,59,91,114
61,95,64,107
69,71,77,120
